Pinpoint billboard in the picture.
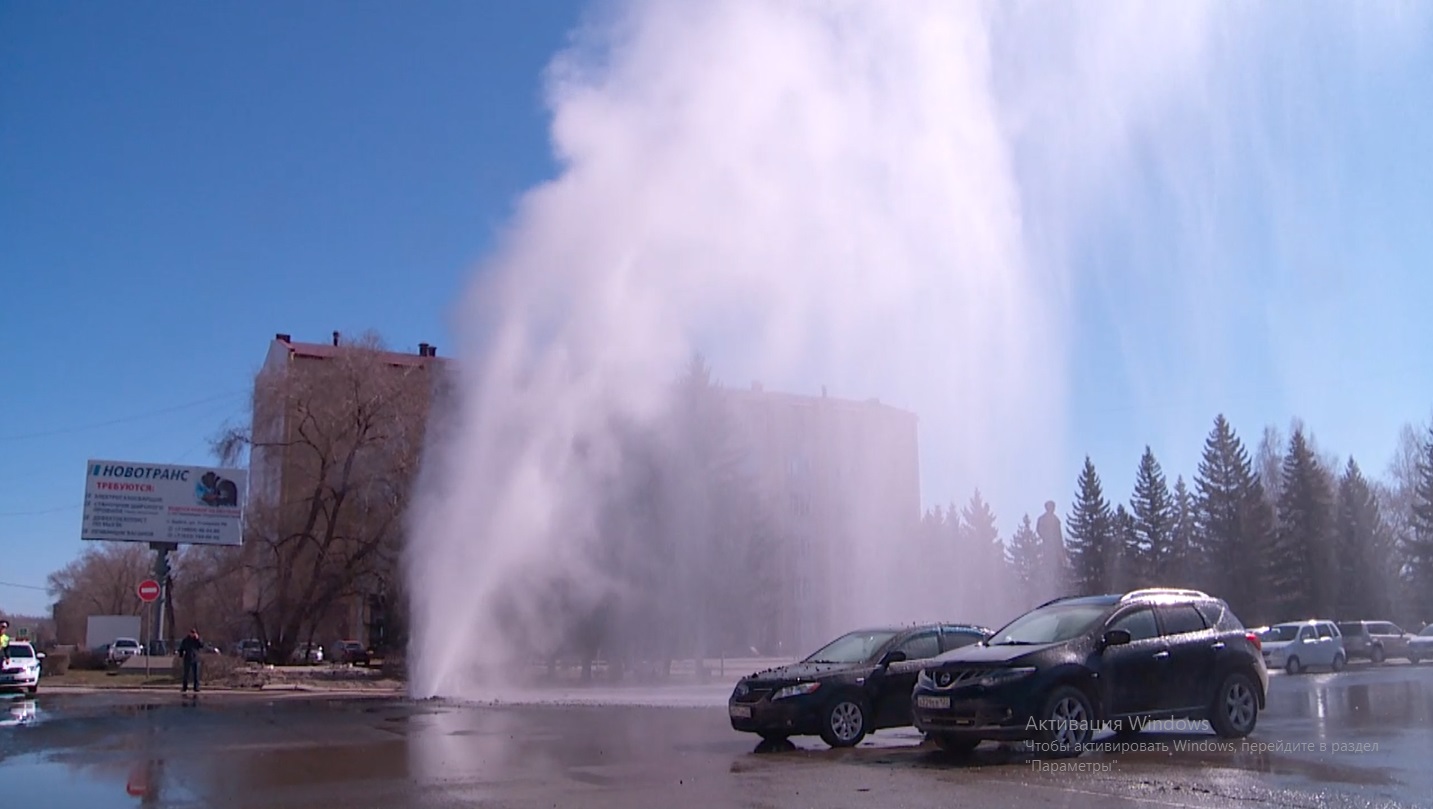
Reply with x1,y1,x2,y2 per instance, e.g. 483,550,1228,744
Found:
81,459,245,546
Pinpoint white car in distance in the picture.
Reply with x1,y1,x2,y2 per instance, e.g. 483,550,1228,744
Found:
1259,620,1346,674
1,642,44,694
108,637,142,664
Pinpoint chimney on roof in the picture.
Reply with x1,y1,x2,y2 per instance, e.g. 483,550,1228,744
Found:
275,333,291,343
429,345,437,357
332,331,340,347
418,342,430,357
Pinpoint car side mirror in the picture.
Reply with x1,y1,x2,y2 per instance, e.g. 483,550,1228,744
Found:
1102,629,1132,648
36,653,45,660
878,650,907,667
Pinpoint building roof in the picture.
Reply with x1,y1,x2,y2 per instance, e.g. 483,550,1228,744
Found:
719,382,918,419
272,333,444,368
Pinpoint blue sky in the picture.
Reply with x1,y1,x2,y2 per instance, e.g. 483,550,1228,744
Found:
0,1,585,615
2,2,1431,617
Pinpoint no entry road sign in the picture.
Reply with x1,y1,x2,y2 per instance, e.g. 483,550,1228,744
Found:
138,579,161,603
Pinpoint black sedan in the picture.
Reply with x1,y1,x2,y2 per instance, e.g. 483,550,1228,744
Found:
728,623,990,747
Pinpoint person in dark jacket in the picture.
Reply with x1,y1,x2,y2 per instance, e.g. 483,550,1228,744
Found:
178,628,204,694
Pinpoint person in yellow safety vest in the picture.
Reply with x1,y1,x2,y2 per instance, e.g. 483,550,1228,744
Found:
0,620,10,664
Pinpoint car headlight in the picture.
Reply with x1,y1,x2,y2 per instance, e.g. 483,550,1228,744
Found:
733,682,750,698
917,669,933,689
772,682,822,700
975,667,1037,688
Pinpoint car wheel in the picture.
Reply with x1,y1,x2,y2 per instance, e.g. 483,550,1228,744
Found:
819,695,869,748
1371,646,1385,665
26,686,37,695
1286,657,1302,675
1331,653,1347,672
1034,685,1095,756
931,734,980,755
1209,672,1259,738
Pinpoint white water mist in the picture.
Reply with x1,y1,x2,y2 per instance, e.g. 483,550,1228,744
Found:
402,0,1359,699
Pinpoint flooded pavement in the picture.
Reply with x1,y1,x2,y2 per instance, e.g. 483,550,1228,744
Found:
1,662,1430,808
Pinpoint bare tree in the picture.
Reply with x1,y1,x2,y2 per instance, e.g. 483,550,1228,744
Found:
169,546,248,647
216,331,432,662
47,543,153,644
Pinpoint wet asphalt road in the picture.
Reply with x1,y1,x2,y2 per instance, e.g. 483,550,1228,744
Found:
1,662,1431,809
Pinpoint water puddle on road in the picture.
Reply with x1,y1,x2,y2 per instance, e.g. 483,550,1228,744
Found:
0,753,205,807
0,698,43,728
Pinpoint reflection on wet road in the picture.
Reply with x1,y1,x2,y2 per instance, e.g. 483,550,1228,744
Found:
1,662,1430,808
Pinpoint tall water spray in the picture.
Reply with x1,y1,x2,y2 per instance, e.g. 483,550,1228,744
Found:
404,0,1416,699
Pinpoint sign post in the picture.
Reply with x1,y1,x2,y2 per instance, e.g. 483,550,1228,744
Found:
138,579,159,677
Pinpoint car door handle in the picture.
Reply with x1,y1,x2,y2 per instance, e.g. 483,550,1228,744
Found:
1153,651,1170,660
1211,642,1226,650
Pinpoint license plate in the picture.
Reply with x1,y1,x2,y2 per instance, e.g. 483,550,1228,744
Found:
916,695,950,710
729,705,752,719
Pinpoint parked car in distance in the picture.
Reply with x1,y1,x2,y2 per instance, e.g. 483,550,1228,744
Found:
291,642,324,665
911,588,1268,756
1259,620,1346,673
729,623,991,748
236,639,266,663
0,642,45,694
1408,625,1433,664
108,637,143,664
1337,621,1413,664
330,640,370,666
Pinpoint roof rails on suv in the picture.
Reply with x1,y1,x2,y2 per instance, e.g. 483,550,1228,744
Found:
1032,588,1213,611
1119,588,1211,602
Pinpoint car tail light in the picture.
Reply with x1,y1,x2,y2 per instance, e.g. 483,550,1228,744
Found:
1246,631,1262,652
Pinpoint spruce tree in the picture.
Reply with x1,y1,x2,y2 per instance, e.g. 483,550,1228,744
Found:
1239,476,1279,625
1131,447,1174,585
1067,457,1114,595
1269,427,1338,621
1111,503,1140,591
1335,458,1395,619
1007,514,1041,603
1405,425,1433,623
963,490,1006,617
1194,415,1270,620
1169,475,1198,587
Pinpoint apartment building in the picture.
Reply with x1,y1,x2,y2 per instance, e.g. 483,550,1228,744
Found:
245,332,446,650
244,331,921,658
719,384,921,653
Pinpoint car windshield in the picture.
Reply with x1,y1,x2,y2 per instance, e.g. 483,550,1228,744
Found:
1421,625,1433,637
5,646,33,659
1262,625,1301,642
986,602,1110,645
803,630,899,664
116,640,139,648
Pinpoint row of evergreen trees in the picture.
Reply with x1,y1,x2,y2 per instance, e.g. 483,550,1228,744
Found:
1037,415,1433,628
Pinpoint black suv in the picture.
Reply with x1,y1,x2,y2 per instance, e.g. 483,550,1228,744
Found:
729,623,990,747
911,589,1268,755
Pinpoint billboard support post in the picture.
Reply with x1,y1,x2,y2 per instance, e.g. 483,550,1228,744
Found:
148,543,177,676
